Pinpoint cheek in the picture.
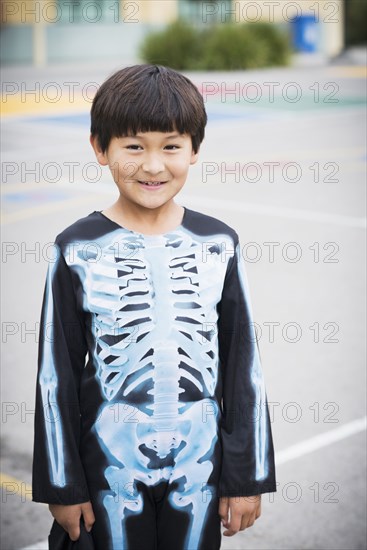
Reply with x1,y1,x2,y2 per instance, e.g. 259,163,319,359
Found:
110,158,139,181
122,162,139,179
172,158,193,177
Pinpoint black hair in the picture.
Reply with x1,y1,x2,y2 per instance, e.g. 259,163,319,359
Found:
90,64,207,154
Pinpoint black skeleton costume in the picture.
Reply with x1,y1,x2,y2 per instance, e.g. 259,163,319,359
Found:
33,206,276,549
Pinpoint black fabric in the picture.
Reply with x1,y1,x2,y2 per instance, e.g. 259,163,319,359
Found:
48,519,95,550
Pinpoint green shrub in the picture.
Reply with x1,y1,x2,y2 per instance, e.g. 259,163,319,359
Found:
140,20,292,70
139,20,201,70
200,24,267,70
247,23,291,67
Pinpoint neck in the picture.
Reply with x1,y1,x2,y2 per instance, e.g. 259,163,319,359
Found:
103,199,185,234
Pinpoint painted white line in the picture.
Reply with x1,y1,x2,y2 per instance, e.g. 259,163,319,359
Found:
19,417,366,550
275,416,367,466
182,196,367,229
19,542,48,550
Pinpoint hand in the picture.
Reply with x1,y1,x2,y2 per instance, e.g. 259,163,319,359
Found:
49,501,95,541
219,494,261,536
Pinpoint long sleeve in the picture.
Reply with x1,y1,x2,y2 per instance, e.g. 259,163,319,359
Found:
32,241,90,504
217,237,276,497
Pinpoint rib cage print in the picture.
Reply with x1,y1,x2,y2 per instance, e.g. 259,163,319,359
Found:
65,226,233,549
84,230,224,405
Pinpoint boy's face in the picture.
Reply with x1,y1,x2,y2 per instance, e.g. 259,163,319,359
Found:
90,131,199,210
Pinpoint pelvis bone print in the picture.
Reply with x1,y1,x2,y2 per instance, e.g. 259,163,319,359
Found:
66,228,232,548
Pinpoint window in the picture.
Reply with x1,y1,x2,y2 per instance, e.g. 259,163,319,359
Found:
57,0,120,23
178,0,233,25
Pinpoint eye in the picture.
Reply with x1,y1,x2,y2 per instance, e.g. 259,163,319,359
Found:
126,144,143,150
164,145,180,150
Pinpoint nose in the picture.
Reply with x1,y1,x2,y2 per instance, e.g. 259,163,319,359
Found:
141,152,165,176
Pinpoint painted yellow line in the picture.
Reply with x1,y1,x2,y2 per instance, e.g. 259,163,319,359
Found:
0,180,111,195
327,66,367,78
1,181,65,194
0,93,91,117
0,194,109,225
0,472,33,501
1,68,365,118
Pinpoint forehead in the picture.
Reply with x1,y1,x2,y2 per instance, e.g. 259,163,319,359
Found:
117,131,191,141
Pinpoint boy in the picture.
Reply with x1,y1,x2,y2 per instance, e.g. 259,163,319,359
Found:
32,64,276,550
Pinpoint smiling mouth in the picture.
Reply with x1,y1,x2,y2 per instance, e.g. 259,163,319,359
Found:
138,181,167,187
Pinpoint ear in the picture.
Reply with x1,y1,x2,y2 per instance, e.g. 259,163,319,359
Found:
190,147,200,166
90,135,109,166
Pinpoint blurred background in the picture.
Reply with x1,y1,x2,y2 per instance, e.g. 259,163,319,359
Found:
1,1,366,549
1,0,366,66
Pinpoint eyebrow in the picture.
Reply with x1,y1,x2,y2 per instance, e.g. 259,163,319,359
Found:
132,133,183,140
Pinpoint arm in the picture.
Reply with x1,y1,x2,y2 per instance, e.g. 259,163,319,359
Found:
49,502,95,541
217,236,276,534
219,494,261,536
32,241,94,538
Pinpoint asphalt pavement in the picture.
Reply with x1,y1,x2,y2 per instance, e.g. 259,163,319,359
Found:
1,57,366,550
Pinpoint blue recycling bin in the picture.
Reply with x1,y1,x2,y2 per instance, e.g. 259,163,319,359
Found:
291,15,319,53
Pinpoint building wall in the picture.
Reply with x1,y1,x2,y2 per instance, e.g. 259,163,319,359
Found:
0,0,178,25
0,0,345,65
136,0,177,24
0,0,154,64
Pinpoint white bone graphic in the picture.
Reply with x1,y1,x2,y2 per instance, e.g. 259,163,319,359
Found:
68,228,231,548
235,242,268,480
39,256,66,487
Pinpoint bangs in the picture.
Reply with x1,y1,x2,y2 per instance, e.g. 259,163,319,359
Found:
91,65,207,153
110,95,190,137
105,88,192,138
